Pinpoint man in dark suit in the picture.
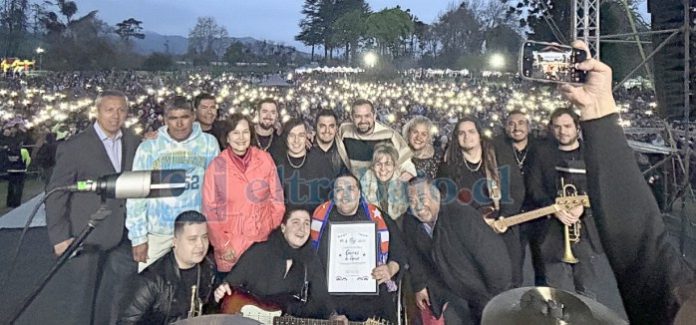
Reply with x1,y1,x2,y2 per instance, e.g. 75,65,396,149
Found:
38,90,141,325
404,177,472,324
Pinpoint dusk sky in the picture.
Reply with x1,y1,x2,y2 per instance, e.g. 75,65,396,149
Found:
74,0,650,51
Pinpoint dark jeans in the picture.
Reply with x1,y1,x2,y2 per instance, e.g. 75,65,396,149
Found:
94,238,137,325
6,171,26,207
443,295,473,325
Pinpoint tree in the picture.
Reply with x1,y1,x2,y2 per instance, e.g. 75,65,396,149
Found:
142,52,174,71
188,16,229,65
115,18,145,43
56,0,77,23
475,0,523,57
296,0,322,61
40,0,98,38
503,0,573,43
37,1,136,70
598,0,651,81
296,0,370,63
223,41,249,63
431,2,484,67
1,0,30,56
365,7,414,58
332,8,369,64
504,0,649,80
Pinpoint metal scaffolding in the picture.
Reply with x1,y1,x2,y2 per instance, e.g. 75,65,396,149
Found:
572,0,601,58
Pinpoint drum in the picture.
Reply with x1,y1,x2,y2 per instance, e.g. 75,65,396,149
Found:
482,286,628,325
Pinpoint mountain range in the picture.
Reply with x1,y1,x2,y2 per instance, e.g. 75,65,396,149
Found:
131,31,309,58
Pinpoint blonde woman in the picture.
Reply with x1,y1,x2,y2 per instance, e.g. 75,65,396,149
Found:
402,116,443,179
360,143,409,221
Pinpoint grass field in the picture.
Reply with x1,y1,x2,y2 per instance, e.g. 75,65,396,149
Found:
0,174,45,215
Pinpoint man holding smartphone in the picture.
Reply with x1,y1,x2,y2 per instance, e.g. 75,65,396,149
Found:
557,40,692,324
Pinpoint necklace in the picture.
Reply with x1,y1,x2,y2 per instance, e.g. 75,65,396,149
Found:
513,145,528,169
464,158,482,172
256,132,273,151
287,152,307,169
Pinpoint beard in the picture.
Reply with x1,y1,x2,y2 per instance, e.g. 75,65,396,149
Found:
558,134,579,146
258,120,274,130
356,123,373,134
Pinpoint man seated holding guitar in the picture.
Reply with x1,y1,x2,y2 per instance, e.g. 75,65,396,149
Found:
213,209,349,324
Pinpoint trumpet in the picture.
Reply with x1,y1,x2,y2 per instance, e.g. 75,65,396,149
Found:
560,179,583,264
562,223,579,264
187,284,202,318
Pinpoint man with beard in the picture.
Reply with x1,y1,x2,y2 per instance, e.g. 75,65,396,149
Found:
195,93,225,150
497,110,547,285
313,109,345,176
253,98,283,158
310,173,407,323
526,107,624,315
336,99,415,180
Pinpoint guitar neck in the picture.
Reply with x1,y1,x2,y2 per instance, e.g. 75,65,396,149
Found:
498,205,559,228
273,316,375,325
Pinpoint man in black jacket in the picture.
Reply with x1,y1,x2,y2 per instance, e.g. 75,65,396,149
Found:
525,107,625,315
558,40,694,325
118,211,217,324
497,109,547,285
404,177,471,324
310,173,408,323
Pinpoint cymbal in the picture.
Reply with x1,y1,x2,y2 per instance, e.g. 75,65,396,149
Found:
172,314,264,325
482,286,628,325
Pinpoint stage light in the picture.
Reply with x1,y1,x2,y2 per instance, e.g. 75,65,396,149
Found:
363,52,378,68
489,53,505,69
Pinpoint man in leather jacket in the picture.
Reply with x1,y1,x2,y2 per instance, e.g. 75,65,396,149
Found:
117,211,217,324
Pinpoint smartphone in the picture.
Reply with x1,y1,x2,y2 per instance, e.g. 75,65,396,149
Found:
520,41,588,84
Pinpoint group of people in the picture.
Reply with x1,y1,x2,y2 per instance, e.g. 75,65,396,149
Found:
11,41,696,325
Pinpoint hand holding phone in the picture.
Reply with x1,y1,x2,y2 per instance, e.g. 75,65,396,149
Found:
520,41,588,84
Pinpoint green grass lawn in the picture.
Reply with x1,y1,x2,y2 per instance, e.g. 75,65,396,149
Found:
0,174,45,215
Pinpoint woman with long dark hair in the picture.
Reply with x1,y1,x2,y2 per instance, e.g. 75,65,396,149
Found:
213,209,341,321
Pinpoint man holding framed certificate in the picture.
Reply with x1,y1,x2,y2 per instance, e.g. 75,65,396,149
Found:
310,173,407,323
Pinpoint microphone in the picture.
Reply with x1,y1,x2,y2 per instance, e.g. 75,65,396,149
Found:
66,169,188,199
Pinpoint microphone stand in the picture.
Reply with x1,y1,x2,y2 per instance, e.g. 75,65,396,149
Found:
6,201,111,324
0,186,69,289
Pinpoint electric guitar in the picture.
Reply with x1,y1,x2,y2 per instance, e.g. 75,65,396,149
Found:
220,289,391,325
483,195,590,233
220,288,283,324
274,315,390,325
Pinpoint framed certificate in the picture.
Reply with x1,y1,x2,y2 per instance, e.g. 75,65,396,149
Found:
326,221,378,295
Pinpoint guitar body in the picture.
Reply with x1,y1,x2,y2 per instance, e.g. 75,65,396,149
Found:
220,289,283,324
219,289,390,325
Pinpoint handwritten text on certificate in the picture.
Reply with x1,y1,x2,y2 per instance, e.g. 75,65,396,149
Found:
327,222,377,294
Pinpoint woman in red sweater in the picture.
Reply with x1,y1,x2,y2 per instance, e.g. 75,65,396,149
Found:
202,113,285,274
